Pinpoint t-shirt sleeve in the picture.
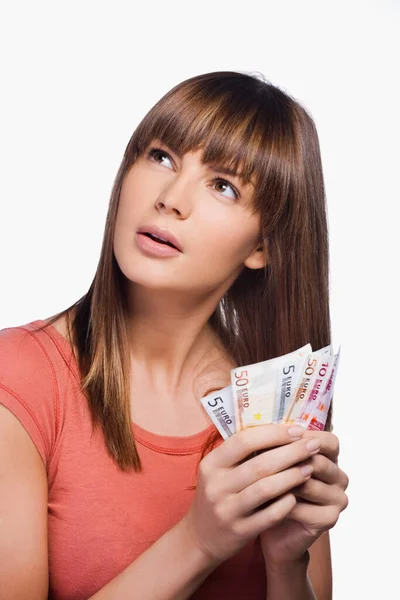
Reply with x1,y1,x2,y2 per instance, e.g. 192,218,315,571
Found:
0,325,60,469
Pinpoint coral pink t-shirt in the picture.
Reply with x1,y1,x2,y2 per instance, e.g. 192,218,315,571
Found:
0,320,266,599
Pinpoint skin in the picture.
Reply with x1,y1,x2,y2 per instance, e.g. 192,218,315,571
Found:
113,138,266,429
184,424,348,599
259,429,348,578
112,138,349,597
50,137,348,597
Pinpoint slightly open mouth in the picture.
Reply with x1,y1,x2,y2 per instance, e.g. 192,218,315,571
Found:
141,232,178,250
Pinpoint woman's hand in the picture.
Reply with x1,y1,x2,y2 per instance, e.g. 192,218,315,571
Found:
260,430,349,569
182,424,324,565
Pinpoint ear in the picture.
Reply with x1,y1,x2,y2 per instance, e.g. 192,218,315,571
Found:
244,241,268,270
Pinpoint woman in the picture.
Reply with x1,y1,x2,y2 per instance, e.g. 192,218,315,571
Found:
0,71,349,599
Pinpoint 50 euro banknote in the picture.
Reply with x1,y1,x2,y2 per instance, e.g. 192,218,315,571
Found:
282,345,335,425
297,348,341,431
274,345,332,424
230,344,312,432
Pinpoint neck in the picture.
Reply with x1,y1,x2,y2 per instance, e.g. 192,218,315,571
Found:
125,284,231,397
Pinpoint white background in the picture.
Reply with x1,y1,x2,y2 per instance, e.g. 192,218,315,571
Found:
1,1,398,597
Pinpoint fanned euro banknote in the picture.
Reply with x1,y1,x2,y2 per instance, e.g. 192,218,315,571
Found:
200,344,340,439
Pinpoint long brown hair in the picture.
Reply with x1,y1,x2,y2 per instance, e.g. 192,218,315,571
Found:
33,71,332,472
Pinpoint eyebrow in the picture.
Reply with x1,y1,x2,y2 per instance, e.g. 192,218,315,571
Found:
208,164,242,179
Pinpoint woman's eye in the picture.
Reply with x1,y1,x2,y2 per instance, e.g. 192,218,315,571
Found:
147,148,239,200
212,178,239,200
148,147,173,169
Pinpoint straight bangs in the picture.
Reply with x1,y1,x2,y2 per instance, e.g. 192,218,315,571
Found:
123,72,297,228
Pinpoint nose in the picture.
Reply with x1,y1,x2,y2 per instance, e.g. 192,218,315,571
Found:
154,178,193,219
155,199,183,217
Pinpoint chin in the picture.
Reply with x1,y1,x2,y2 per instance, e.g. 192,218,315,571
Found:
116,261,185,292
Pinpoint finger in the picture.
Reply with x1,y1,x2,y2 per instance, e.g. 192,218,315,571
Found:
309,454,349,489
294,477,346,506
209,424,307,469
288,496,348,531
303,430,340,463
234,463,313,515
226,437,320,493
235,493,297,540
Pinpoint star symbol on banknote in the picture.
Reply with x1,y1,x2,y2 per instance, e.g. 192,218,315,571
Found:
253,413,262,420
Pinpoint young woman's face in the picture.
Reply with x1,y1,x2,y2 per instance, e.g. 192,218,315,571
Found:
113,138,266,295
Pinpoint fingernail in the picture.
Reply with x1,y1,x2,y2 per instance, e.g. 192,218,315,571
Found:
300,464,313,477
288,426,305,439
306,438,321,453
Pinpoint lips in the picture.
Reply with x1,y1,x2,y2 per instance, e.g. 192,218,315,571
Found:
137,225,183,252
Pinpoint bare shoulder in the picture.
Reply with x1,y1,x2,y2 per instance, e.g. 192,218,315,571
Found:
0,404,49,599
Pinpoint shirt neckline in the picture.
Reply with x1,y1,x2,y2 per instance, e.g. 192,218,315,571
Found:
28,319,218,454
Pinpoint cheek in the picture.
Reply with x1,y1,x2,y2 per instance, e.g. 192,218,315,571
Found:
196,214,260,265
113,194,138,272
113,206,131,264
116,166,152,221
117,183,138,224
113,175,148,242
